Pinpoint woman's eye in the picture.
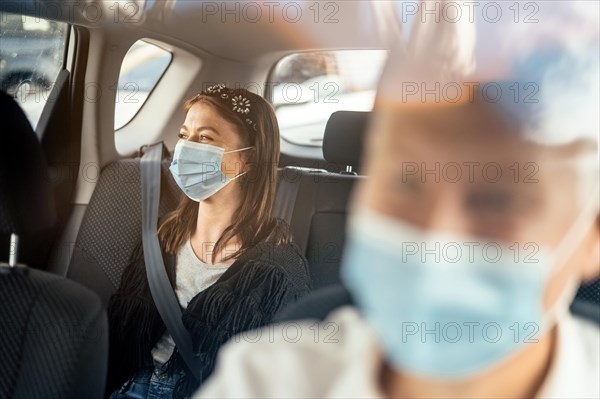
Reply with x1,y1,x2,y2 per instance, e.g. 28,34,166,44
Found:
199,135,212,143
177,133,187,139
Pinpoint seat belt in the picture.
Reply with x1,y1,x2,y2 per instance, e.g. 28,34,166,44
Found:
140,142,203,379
273,167,301,224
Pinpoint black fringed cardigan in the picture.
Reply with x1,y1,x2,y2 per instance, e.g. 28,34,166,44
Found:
106,238,311,398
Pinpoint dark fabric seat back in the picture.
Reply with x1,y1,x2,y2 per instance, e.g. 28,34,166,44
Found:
277,111,368,289
0,268,107,399
0,91,108,399
67,158,181,305
279,167,361,289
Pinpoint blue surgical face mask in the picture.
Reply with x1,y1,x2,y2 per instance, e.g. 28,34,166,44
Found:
169,140,252,202
340,206,587,381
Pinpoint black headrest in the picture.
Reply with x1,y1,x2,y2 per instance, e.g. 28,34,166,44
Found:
0,91,55,234
322,111,369,169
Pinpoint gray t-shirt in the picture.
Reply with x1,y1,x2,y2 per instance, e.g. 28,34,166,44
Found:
151,238,230,366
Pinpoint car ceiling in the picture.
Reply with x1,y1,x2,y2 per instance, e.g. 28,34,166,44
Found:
3,1,391,62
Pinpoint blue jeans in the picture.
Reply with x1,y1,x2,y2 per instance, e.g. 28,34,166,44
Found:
109,362,187,399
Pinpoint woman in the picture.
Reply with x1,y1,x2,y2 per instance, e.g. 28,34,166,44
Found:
106,85,311,398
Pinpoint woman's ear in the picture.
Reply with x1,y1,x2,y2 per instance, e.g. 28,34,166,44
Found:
580,215,600,282
240,147,255,170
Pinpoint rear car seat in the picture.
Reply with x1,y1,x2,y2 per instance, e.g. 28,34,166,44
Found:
66,111,368,303
276,111,367,289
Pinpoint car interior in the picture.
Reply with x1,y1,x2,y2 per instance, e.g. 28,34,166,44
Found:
1,1,598,398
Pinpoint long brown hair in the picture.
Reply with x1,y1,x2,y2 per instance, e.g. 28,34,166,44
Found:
158,87,292,262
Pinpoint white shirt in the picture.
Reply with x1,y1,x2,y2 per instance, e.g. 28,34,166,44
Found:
151,239,230,366
195,306,600,399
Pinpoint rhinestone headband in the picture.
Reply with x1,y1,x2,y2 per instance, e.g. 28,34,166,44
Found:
196,84,257,132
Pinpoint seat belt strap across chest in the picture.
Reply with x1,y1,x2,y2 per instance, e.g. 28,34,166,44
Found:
140,142,203,380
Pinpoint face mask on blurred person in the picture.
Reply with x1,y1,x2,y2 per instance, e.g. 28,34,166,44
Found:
341,204,594,381
169,140,252,202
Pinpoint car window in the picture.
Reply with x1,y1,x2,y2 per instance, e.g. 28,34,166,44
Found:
0,12,68,131
270,50,388,147
114,40,172,129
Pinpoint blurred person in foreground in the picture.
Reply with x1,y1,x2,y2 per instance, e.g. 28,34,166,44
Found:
194,1,600,398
